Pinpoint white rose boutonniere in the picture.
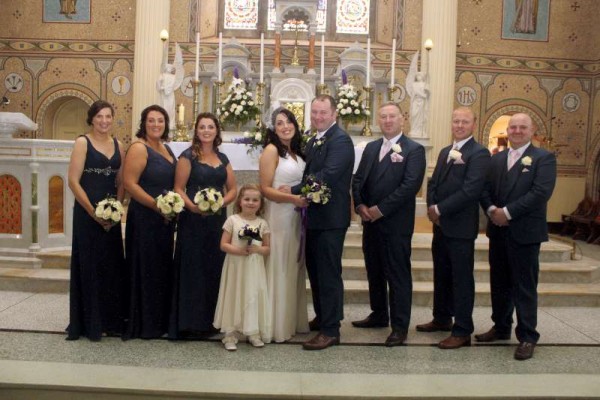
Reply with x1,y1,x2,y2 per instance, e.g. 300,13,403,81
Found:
448,149,462,161
314,136,326,147
521,156,532,166
391,143,402,154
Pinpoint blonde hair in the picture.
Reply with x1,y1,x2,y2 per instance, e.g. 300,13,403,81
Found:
233,184,265,216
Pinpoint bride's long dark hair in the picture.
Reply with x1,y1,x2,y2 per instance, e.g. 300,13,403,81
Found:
265,107,304,159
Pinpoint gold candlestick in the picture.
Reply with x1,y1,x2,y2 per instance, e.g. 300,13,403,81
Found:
387,85,398,102
192,79,200,120
256,82,266,129
173,121,190,142
361,86,373,137
317,83,328,96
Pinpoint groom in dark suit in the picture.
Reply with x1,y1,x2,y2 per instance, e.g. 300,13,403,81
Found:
417,107,490,349
351,102,425,346
292,95,355,350
477,113,556,360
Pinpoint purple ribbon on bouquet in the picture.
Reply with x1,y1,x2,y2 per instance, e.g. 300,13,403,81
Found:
297,207,308,263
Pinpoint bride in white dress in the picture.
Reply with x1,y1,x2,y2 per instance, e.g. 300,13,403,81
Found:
259,108,310,342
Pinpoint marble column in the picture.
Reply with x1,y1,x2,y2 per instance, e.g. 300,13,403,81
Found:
132,0,170,136
422,0,457,169
308,33,316,72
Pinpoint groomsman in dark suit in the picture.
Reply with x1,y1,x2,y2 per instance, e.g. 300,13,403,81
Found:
351,102,426,346
477,113,556,360
291,95,355,350
417,107,490,349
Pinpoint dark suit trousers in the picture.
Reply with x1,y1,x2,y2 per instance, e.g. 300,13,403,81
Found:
362,223,412,331
431,226,475,336
489,229,540,343
305,228,347,337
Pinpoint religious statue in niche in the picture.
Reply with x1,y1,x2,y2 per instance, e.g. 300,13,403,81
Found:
511,0,538,34
156,43,184,130
60,0,78,19
406,51,429,138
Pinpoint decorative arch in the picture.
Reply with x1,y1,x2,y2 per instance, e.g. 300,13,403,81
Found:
270,78,315,129
36,89,95,138
481,103,548,149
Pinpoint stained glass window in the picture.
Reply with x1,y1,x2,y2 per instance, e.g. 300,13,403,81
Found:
336,0,369,34
224,0,259,30
268,0,327,32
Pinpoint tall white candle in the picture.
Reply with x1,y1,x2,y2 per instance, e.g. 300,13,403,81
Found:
195,32,200,81
320,35,325,85
178,104,185,124
218,32,223,81
260,32,264,83
390,38,396,87
366,37,371,87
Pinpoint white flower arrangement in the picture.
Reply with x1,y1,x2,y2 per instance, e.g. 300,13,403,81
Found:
194,187,224,215
335,70,369,125
216,69,260,128
521,156,532,166
232,127,266,154
95,197,124,231
156,191,184,219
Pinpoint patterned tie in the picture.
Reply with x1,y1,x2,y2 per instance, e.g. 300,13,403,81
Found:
507,149,520,170
379,140,392,162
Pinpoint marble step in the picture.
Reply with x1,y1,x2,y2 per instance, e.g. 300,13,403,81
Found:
0,267,69,293
0,255,42,269
336,280,600,307
341,259,600,284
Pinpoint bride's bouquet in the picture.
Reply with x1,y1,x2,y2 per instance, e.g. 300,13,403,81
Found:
95,196,124,231
194,187,224,215
156,191,184,219
238,224,262,246
216,67,260,127
336,69,369,125
301,175,331,205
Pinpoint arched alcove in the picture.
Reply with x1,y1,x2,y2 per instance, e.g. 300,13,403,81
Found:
36,90,95,139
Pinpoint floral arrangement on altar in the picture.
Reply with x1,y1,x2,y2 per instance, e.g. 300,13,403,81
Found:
95,197,124,230
194,187,224,215
156,191,184,219
216,67,260,128
336,70,369,125
232,126,266,154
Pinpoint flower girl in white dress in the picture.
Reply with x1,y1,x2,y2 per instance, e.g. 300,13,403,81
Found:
214,184,272,350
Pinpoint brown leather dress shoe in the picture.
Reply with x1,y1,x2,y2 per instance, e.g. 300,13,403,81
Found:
475,327,511,342
438,335,471,349
514,342,535,360
352,315,389,328
384,330,407,347
302,333,340,350
308,318,320,331
416,320,452,332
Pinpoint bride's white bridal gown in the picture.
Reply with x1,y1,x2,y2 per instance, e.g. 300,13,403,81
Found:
264,154,309,342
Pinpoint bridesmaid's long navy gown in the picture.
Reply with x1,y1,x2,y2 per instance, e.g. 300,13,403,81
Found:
169,148,228,337
124,144,176,339
67,136,125,341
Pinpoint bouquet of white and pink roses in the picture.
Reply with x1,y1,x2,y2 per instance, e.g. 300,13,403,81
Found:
156,191,184,219
194,187,224,215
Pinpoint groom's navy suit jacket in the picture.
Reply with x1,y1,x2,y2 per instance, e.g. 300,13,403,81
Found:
481,145,556,244
293,123,355,230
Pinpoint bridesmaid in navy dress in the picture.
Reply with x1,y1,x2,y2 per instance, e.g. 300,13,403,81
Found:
67,100,126,341
123,105,177,339
169,112,237,338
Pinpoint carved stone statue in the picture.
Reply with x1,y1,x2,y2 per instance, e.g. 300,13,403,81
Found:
156,43,184,129
406,51,429,138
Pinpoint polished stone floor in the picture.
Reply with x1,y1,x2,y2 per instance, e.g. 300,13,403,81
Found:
1,237,600,398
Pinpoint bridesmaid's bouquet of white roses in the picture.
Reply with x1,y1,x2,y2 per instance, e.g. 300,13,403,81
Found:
238,224,262,246
95,197,124,231
156,190,184,219
301,175,331,205
194,187,224,215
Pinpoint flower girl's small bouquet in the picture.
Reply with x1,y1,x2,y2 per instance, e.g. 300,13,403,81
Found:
336,70,369,125
95,197,124,231
216,67,260,128
301,175,332,205
194,187,224,215
156,191,184,219
238,224,262,246
232,126,266,154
